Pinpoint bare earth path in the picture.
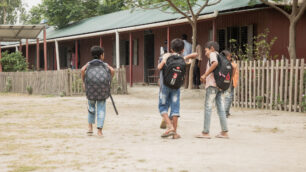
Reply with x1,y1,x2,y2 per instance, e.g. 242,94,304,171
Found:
0,86,306,172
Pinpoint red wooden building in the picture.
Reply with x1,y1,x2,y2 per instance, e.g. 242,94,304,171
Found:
1,0,306,85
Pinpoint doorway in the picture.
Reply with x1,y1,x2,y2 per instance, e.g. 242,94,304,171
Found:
144,33,155,83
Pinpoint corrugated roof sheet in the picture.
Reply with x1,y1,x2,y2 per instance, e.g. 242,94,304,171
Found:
41,0,262,40
0,25,45,42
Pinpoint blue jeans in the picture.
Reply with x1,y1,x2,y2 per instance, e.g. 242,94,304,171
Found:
88,100,106,128
224,86,234,115
203,86,228,133
158,85,180,118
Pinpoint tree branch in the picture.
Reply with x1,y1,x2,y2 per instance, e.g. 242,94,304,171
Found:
195,0,209,16
187,0,195,19
260,0,290,19
165,0,193,24
207,0,222,7
295,0,306,22
292,0,298,16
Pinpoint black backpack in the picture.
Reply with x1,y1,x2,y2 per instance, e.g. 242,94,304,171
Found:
209,52,233,91
162,55,186,89
85,59,111,101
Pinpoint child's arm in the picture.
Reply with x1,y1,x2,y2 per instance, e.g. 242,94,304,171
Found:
81,63,89,90
183,53,198,60
231,62,237,77
81,63,89,83
158,60,166,70
108,65,115,77
157,53,170,70
200,61,218,83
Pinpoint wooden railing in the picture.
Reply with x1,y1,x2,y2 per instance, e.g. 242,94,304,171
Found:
0,68,127,96
233,59,305,112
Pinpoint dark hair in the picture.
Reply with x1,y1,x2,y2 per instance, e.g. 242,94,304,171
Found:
90,46,104,59
182,34,188,40
221,50,231,57
171,38,184,53
205,41,219,52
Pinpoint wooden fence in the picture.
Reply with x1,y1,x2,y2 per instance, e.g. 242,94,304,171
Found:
233,59,306,112
0,68,127,96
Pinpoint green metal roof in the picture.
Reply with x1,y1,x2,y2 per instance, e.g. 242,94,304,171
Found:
40,0,262,40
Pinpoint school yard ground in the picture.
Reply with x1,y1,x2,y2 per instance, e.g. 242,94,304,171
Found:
0,86,306,172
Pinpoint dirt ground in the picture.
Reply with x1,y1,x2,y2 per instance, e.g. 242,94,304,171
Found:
0,86,306,172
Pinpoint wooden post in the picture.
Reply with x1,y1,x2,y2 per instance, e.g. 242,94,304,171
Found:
248,61,252,108
19,41,22,52
115,30,120,69
299,59,305,112
266,60,270,109
129,32,133,87
0,42,2,72
212,19,217,41
289,59,294,112
253,61,256,108
257,60,261,108
284,59,289,111
100,36,103,48
245,61,248,108
237,61,241,107
275,60,280,110
43,28,47,71
55,40,60,70
167,26,170,52
36,38,40,70
240,61,244,107
279,59,284,110
26,39,29,65
75,40,78,69
270,60,274,110
261,60,265,109
294,59,299,112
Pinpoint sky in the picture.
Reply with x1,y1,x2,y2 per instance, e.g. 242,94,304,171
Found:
23,0,42,11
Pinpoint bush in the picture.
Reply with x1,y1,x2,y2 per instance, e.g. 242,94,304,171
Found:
0,51,28,72
5,77,12,92
229,28,278,60
26,86,33,95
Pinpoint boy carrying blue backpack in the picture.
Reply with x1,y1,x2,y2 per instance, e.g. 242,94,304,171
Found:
158,38,197,139
81,46,114,136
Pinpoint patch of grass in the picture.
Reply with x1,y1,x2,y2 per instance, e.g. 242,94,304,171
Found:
253,126,283,133
43,94,56,97
167,167,174,171
270,127,280,133
0,110,23,117
9,165,39,172
138,159,146,163
108,152,115,156
5,143,26,151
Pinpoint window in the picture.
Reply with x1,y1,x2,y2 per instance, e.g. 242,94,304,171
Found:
208,29,213,41
133,39,138,65
112,39,139,66
218,25,254,54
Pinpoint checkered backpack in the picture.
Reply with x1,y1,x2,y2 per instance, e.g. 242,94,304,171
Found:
85,59,111,101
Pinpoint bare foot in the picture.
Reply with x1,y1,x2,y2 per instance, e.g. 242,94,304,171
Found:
161,127,175,138
97,128,103,137
216,132,229,139
172,133,181,139
195,132,211,139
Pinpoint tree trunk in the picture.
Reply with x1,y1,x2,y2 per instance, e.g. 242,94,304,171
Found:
3,7,7,24
288,20,297,60
187,22,197,89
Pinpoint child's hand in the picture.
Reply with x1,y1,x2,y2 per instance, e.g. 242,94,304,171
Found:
162,53,171,63
200,74,206,84
82,83,85,91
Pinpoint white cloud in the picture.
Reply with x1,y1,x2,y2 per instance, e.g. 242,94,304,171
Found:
23,0,42,11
